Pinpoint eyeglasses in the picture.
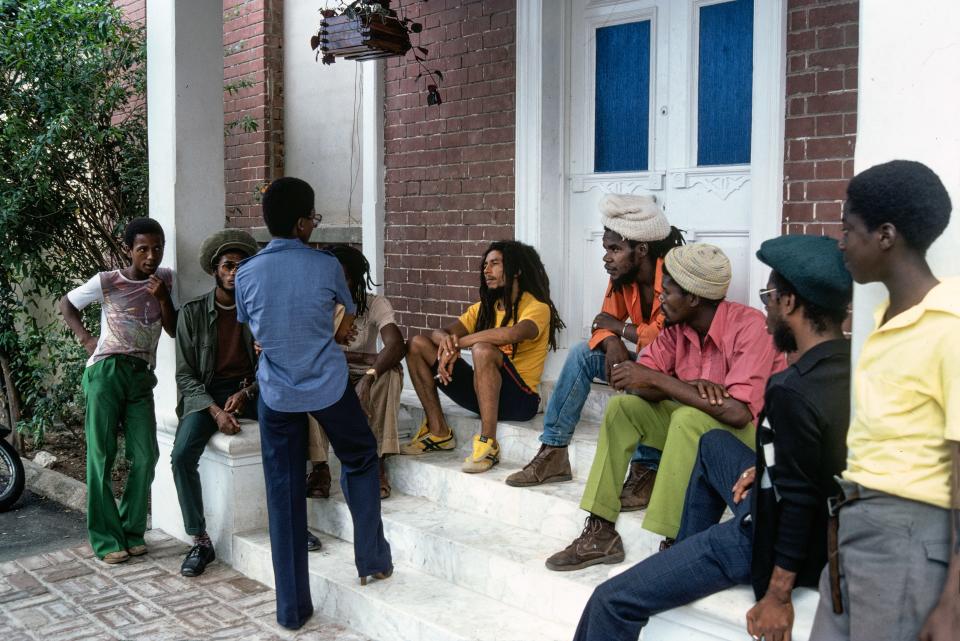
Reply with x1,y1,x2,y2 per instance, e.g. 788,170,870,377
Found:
758,287,778,306
302,212,322,225
218,260,242,273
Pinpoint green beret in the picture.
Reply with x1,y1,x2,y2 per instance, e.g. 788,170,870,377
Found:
198,229,259,275
756,235,852,311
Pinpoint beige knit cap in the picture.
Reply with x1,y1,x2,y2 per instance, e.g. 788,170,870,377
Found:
600,193,671,242
663,243,731,300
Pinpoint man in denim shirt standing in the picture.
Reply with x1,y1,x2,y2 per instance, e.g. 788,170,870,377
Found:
235,177,392,630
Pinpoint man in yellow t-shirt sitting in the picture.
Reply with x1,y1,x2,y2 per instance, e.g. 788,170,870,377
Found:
403,240,565,473
809,160,959,641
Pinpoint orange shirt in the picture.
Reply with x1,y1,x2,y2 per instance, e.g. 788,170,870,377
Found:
587,258,665,350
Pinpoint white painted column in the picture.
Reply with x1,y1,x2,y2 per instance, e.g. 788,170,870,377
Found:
361,60,386,290
852,2,960,357
147,0,226,421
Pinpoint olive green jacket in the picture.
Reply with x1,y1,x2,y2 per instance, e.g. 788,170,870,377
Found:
175,289,258,418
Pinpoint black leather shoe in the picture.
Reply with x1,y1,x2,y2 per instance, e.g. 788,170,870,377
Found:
181,543,216,577
306,530,322,552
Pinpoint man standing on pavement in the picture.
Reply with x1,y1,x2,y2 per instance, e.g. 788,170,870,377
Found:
546,244,785,571
235,177,392,630
573,234,853,641
506,194,684,511
809,160,959,641
172,229,323,579
402,240,564,473
60,217,177,564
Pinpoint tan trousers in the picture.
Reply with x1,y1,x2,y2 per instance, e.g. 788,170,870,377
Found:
308,367,403,462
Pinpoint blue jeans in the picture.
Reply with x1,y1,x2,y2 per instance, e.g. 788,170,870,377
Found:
540,341,660,469
573,430,754,641
258,386,392,629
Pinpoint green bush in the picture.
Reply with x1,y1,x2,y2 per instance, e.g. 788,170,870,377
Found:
0,0,146,444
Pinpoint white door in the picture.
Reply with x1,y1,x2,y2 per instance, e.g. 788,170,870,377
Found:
565,0,761,343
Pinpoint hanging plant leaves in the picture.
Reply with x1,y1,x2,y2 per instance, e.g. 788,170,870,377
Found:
321,9,336,18
427,85,442,106
410,23,423,33
417,46,429,56
310,34,320,50
434,70,443,81
322,53,336,65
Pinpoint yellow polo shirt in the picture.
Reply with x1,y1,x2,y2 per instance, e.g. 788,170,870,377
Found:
458,292,551,392
844,277,960,509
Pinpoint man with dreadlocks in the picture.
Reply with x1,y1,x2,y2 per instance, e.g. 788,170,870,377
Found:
306,245,407,500
507,194,684,513
403,240,564,473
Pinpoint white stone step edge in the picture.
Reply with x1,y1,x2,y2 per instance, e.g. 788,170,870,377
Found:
384,451,661,555
309,489,626,627
233,529,573,641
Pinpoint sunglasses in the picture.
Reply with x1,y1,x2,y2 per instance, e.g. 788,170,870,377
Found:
758,287,778,306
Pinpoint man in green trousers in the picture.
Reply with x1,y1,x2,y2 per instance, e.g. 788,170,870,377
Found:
546,243,785,571
60,218,178,564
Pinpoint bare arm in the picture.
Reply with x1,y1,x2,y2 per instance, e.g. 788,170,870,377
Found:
367,323,407,376
746,566,798,641
610,362,753,427
59,296,97,355
457,319,538,349
919,441,960,641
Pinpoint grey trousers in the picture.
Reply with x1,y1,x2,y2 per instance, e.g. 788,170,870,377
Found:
810,480,951,641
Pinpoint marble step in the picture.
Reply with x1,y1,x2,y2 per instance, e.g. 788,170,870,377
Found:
233,528,572,641
308,487,629,627
382,450,662,556
399,390,606,479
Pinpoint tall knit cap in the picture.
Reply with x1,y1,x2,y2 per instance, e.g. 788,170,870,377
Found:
756,235,852,311
600,193,671,242
663,243,731,300
198,229,259,275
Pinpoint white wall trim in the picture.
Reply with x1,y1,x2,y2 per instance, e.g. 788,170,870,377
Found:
361,60,386,291
747,0,787,306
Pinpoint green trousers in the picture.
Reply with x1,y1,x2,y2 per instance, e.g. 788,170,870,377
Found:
581,395,754,538
82,355,159,558
171,377,252,536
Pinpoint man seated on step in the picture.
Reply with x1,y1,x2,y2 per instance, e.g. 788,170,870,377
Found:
546,243,785,571
306,245,407,501
573,234,853,641
172,230,321,579
402,240,565,474
506,193,684,512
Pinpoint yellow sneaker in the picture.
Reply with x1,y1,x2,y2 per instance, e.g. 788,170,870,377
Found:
462,434,500,473
400,420,457,455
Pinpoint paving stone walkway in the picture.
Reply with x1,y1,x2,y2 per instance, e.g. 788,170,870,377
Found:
0,530,370,641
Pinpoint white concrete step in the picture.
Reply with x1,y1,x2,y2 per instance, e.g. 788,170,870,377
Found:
399,390,606,479
233,529,572,641
308,488,631,627
383,450,661,556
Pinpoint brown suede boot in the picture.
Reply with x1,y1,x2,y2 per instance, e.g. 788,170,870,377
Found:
545,515,625,572
505,444,573,487
619,462,656,512
306,462,331,499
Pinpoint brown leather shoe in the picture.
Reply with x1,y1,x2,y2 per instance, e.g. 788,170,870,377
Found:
619,462,656,512
306,462,331,499
379,457,391,500
505,444,573,487
545,515,625,572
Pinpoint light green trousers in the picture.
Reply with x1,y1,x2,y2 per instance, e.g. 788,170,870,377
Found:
82,355,159,558
580,394,754,538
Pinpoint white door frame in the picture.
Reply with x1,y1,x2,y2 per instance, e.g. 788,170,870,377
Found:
515,0,787,311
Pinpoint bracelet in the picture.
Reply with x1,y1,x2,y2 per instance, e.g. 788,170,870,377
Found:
622,320,630,337
243,386,255,400
214,409,224,420
365,367,378,381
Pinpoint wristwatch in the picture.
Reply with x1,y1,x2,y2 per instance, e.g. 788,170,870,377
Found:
365,368,378,381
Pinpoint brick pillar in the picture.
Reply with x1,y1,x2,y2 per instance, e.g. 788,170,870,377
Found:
223,0,284,230
782,0,859,238
383,0,517,336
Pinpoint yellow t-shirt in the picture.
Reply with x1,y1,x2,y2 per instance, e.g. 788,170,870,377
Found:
844,277,960,509
458,291,552,392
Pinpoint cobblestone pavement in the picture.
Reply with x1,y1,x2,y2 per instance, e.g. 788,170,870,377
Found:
0,530,370,641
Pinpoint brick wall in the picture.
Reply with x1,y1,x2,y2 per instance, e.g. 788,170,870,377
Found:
383,0,516,337
114,0,144,24
223,0,284,229
782,0,859,238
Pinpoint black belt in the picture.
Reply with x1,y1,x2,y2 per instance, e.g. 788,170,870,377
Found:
826,482,862,614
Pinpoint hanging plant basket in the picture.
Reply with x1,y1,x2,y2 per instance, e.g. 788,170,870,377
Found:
313,2,411,62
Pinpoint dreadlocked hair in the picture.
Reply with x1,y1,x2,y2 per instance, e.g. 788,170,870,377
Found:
325,244,378,317
646,226,686,260
476,240,565,356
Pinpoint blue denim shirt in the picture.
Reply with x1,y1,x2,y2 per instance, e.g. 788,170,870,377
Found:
235,238,356,412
